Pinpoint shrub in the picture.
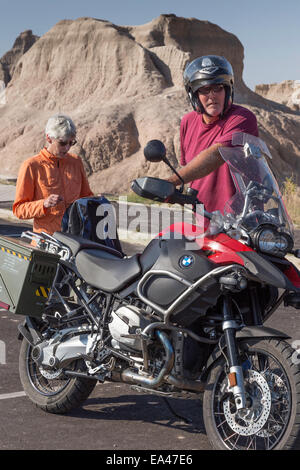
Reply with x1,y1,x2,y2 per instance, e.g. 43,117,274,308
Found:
282,176,300,226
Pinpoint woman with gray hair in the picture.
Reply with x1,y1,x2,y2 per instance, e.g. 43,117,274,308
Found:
13,114,93,235
45,114,77,140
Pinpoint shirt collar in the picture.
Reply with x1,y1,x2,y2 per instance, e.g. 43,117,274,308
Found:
40,147,69,162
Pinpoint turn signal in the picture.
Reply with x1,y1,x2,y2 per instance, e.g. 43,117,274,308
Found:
228,372,237,388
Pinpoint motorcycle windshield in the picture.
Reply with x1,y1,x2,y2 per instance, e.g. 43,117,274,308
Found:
218,132,294,237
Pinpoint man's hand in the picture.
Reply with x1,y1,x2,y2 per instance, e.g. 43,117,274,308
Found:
167,174,182,186
43,194,63,208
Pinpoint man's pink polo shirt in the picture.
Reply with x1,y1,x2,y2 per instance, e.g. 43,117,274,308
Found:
180,104,259,213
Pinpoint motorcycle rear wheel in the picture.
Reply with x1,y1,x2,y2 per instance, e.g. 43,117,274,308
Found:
203,338,300,450
19,338,96,414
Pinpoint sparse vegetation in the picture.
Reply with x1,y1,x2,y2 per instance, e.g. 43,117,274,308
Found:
0,178,16,186
108,192,165,205
121,193,156,205
281,176,300,226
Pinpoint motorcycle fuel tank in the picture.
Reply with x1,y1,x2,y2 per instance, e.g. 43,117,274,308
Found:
139,236,219,310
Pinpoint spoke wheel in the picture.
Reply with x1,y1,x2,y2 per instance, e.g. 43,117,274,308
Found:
203,338,300,450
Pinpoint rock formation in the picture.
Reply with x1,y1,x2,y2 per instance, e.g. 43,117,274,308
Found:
255,81,300,111
0,14,299,194
0,30,39,85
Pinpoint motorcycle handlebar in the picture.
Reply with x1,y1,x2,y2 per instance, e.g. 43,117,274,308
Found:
167,189,213,220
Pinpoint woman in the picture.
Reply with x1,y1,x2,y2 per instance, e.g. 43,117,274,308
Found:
13,114,93,235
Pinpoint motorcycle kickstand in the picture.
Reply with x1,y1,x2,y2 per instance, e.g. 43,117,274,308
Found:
162,398,193,425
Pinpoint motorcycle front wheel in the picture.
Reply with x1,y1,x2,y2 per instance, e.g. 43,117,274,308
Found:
203,338,300,450
19,338,96,414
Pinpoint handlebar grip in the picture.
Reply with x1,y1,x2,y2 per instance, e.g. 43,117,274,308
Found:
167,190,213,220
168,191,195,205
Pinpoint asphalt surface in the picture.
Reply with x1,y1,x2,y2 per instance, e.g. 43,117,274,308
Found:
0,221,300,452
0,310,209,451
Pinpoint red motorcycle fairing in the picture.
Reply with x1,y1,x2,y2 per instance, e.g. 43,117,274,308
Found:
158,222,254,267
283,263,300,288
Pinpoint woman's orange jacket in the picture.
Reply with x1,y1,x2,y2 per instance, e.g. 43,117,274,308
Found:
13,148,93,234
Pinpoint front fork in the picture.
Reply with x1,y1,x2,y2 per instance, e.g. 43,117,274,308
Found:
222,295,247,410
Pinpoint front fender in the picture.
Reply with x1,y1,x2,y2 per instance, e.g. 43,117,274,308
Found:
236,325,290,340
203,325,290,379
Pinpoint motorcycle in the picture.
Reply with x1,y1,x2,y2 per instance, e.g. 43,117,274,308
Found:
14,132,300,450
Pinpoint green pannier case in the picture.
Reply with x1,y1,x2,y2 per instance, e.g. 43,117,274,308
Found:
0,235,59,317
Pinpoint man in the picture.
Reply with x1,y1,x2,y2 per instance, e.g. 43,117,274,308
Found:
168,55,259,213
13,114,93,234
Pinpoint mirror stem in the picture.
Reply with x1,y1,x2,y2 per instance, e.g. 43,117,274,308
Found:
162,157,184,193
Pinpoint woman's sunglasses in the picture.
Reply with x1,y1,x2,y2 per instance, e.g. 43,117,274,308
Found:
57,139,77,147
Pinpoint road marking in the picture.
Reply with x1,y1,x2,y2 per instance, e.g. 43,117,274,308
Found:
0,391,26,400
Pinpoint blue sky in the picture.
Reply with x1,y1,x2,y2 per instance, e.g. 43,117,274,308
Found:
0,0,299,90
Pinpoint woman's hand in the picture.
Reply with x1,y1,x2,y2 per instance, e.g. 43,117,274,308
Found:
43,194,63,208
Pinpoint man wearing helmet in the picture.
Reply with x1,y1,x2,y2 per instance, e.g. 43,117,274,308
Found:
168,55,258,213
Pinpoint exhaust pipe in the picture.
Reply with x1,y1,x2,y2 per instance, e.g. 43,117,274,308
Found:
164,374,205,393
120,330,174,388
117,330,205,393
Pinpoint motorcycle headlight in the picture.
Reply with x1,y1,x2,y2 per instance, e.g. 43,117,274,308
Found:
258,228,277,253
252,226,292,256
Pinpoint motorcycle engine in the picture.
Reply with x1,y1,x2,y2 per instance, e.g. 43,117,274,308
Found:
109,305,151,352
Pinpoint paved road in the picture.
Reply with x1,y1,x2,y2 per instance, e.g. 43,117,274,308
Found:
0,314,210,451
0,222,300,451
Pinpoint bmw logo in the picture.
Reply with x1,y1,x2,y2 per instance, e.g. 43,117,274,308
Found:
179,255,194,268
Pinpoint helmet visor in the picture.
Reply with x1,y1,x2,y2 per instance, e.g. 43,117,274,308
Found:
189,76,230,93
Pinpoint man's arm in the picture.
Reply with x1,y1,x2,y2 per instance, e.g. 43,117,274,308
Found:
167,143,224,186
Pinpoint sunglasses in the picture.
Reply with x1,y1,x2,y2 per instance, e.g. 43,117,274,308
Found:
198,84,224,96
57,139,77,147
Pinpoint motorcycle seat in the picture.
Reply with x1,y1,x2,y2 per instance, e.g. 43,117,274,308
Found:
75,248,141,292
53,232,124,258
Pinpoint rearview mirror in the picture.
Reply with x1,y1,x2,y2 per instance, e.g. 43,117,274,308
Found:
144,140,166,163
143,139,185,193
